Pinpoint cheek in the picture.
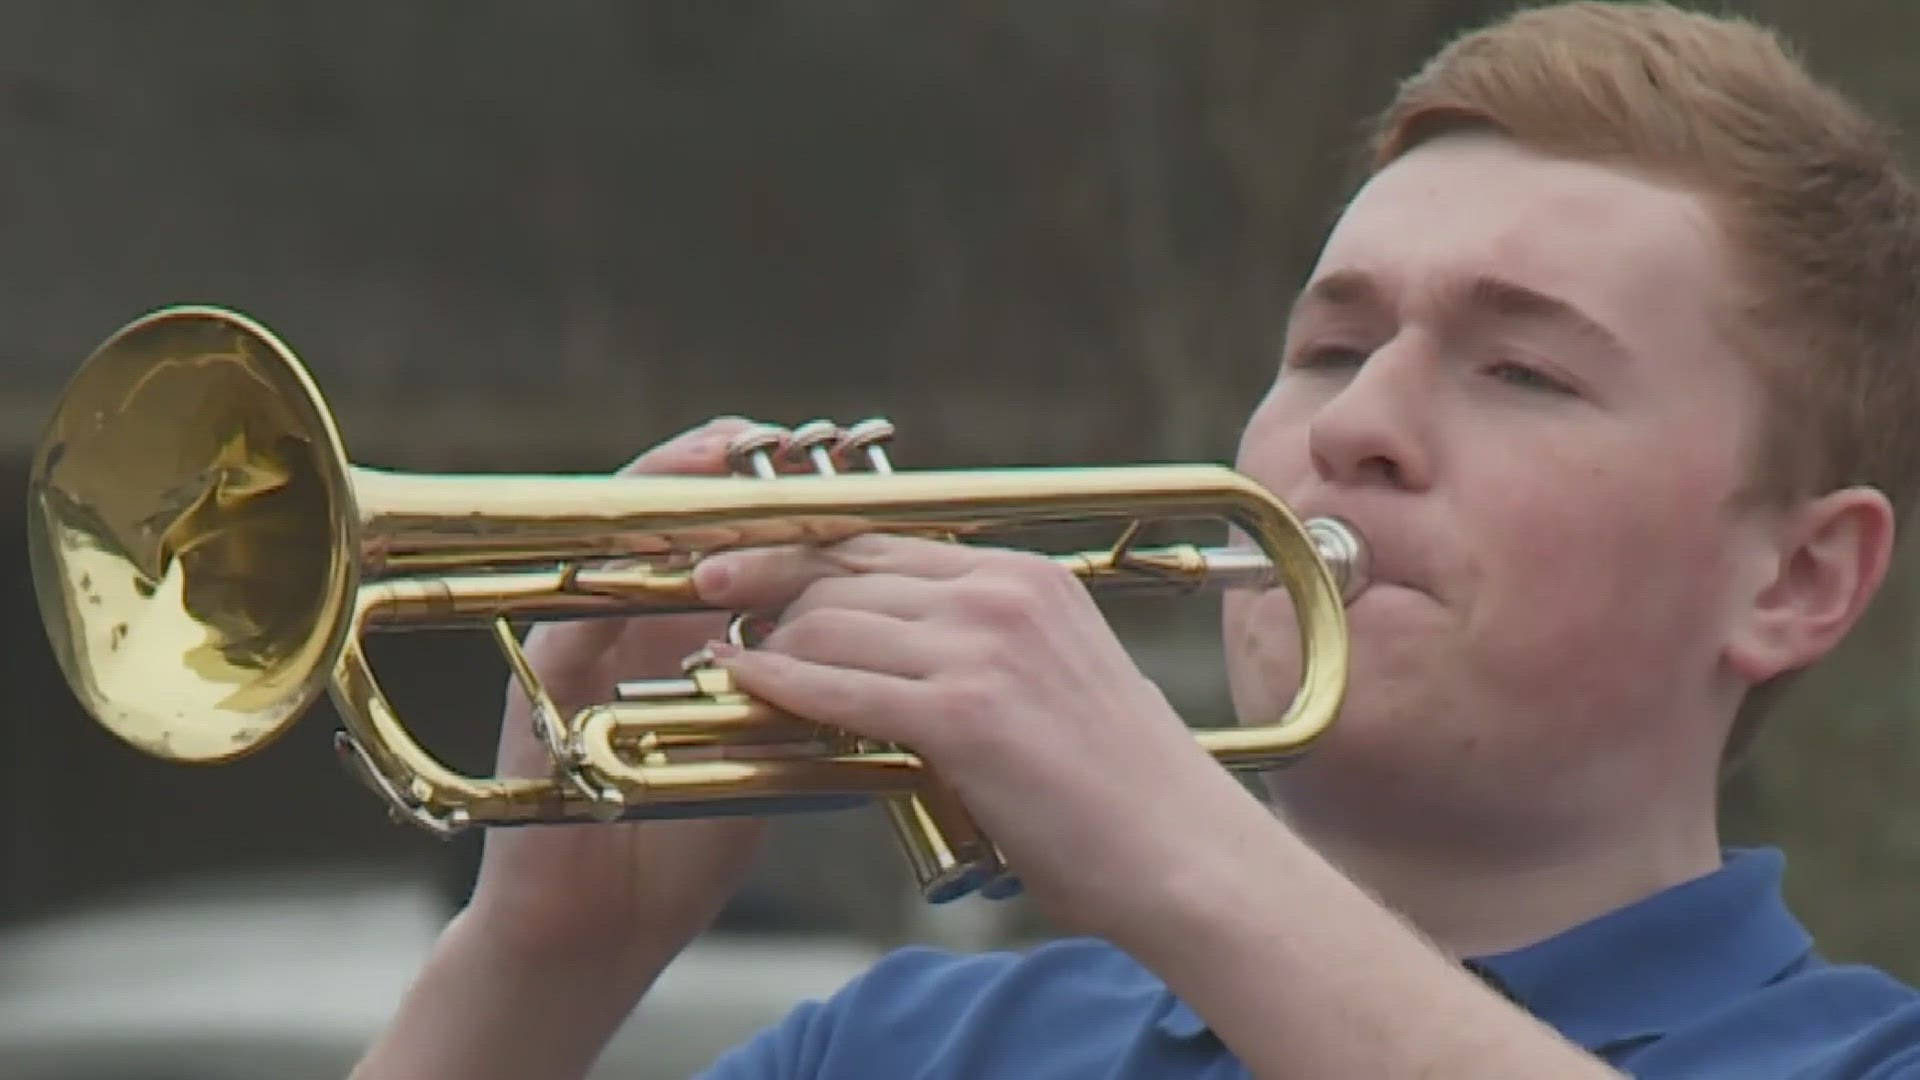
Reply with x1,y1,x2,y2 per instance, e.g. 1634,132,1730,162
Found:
1234,390,1316,483
1463,460,1734,709
1223,590,1299,716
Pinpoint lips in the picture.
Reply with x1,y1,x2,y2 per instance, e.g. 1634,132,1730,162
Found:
1284,500,1435,605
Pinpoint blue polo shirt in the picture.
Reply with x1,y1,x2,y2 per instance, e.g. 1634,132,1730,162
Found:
695,848,1920,1077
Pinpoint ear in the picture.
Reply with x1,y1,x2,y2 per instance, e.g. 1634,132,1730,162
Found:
1725,486,1898,684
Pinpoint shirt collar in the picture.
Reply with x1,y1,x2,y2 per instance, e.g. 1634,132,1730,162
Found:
1153,846,1812,1047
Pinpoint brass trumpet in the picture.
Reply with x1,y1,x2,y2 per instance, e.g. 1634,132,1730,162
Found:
26,305,1368,903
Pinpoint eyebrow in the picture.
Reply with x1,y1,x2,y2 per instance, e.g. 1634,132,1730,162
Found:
1289,269,1632,364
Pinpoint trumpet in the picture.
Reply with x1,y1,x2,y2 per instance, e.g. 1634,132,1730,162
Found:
26,305,1369,903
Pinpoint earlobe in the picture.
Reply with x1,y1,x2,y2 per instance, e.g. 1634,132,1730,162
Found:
1725,487,1897,684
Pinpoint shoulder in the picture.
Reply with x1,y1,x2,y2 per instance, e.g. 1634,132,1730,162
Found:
695,937,1162,1079
846,935,1157,1004
824,935,1169,1043
1771,962,1920,1078
1628,959,1920,1078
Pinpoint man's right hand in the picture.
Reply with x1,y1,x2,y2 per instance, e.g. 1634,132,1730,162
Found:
351,416,785,1080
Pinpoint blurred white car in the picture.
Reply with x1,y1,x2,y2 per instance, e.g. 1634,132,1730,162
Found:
0,870,886,1080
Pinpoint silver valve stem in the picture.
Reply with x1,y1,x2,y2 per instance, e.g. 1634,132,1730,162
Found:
788,420,843,475
726,425,790,479
840,418,897,474
707,424,793,670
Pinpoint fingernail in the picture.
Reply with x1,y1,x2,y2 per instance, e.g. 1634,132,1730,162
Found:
706,640,742,661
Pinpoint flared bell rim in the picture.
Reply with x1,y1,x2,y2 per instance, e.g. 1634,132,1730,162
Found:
26,304,361,764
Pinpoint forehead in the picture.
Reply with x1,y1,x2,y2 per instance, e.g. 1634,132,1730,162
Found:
1307,134,1738,356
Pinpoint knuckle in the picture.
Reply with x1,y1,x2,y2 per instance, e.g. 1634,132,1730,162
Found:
962,630,1014,672
768,606,835,657
953,573,1037,629
822,535,890,574
925,679,1011,759
1021,552,1082,593
935,676,997,719
986,549,1081,598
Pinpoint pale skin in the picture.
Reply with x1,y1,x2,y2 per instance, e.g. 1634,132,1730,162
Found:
350,132,1895,1079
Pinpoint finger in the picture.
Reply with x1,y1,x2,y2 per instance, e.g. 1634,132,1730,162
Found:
766,571,948,627
623,416,832,479
710,642,922,747
510,413,779,707
759,606,949,680
695,533,997,611
618,415,759,476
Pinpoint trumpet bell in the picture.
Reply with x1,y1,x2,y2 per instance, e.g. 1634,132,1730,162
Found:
26,306,362,764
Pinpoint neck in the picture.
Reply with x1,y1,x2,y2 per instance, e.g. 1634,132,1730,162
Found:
1264,774,1724,959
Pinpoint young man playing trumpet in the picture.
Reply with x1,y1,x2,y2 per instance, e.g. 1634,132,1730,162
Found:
353,3,1920,1077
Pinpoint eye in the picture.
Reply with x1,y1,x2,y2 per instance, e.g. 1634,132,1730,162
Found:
1486,360,1577,396
1289,344,1369,372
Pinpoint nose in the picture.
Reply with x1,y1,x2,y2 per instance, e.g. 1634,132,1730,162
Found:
1305,342,1434,491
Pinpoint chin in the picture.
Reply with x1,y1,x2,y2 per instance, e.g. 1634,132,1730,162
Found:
1251,680,1474,827
1225,578,1442,677
1226,591,1455,764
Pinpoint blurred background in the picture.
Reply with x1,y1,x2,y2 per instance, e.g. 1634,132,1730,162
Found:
4,1,1920,1076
